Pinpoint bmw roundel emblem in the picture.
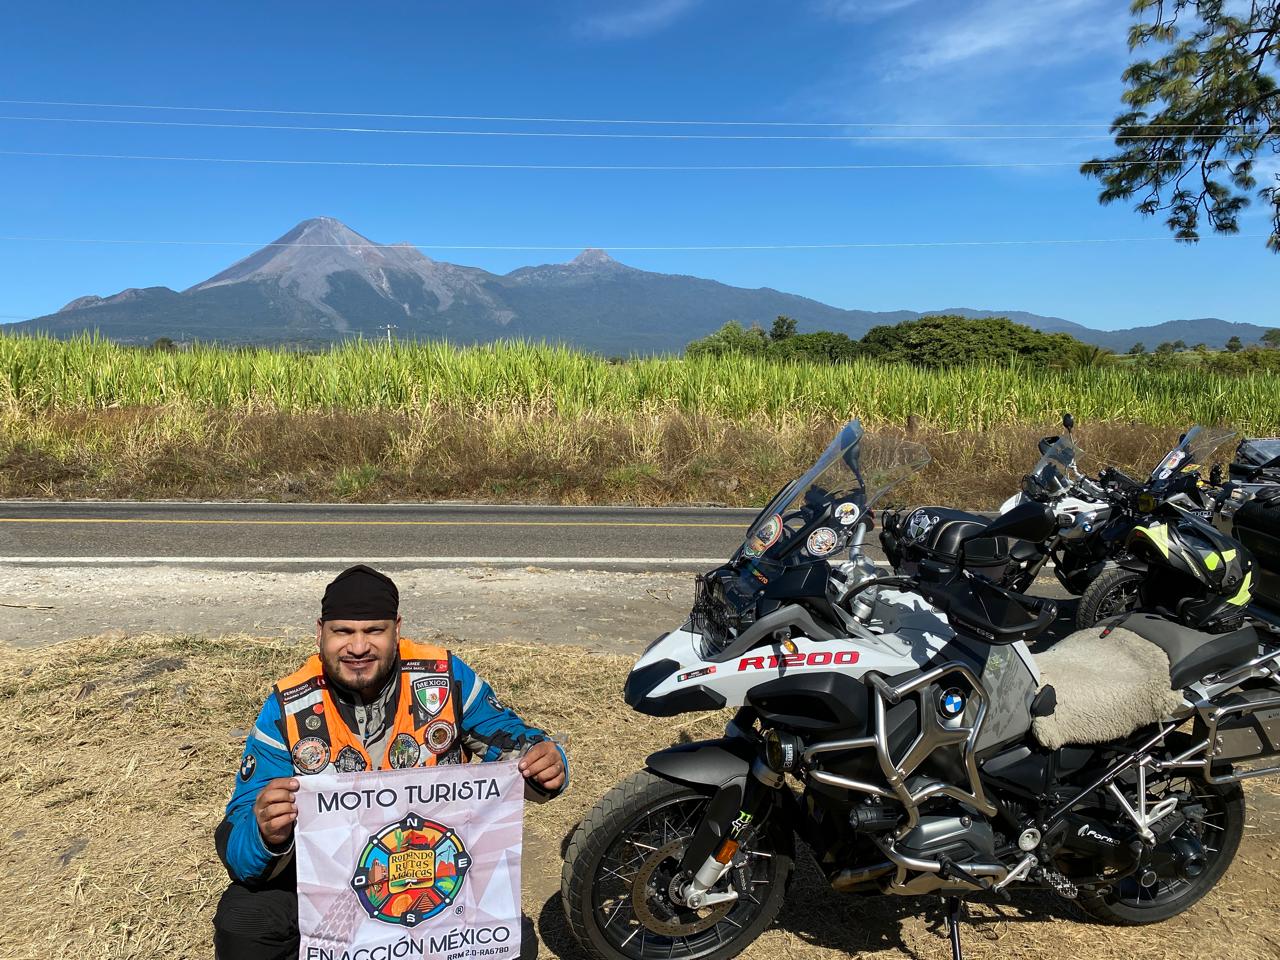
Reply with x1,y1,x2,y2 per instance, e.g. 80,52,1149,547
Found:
940,688,966,718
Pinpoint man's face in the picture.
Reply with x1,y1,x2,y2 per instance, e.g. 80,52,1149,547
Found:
316,617,400,696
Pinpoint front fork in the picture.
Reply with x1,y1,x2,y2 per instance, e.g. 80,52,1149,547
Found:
673,757,784,909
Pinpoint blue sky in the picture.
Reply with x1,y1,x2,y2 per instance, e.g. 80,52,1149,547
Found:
0,0,1274,331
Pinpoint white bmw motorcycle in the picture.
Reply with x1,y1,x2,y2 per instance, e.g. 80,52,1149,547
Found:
561,421,1280,960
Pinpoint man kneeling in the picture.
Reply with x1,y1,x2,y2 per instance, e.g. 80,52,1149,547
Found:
212,564,568,959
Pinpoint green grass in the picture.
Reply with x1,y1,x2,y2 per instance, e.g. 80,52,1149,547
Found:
333,463,381,499
3,334,1279,432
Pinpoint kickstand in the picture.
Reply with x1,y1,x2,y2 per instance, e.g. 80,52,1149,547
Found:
944,896,964,960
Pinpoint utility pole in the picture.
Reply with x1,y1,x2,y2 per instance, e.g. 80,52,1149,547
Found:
380,323,397,346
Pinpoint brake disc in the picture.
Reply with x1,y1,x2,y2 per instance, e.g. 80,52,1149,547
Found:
630,840,734,936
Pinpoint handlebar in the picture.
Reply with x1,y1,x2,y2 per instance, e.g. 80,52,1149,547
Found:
1075,477,1106,499
912,574,1058,645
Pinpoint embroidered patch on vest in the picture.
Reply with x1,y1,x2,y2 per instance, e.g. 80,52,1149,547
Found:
280,677,323,705
425,719,456,755
412,676,450,719
239,753,257,782
389,732,422,769
436,746,464,765
403,658,449,674
292,736,329,775
335,745,368,773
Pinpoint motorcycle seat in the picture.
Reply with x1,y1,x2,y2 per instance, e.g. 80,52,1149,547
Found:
1100,613,1261,689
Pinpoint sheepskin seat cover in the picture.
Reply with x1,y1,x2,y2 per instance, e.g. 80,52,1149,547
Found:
1031,627,1185,750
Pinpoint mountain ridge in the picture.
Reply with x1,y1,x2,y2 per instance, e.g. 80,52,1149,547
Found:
12,217,1275,353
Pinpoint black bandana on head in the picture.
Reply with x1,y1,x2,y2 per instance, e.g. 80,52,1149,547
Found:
321,564,400,622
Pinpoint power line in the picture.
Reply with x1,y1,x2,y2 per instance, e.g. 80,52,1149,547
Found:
0,97,1251,130
0,148,1184,172
0,234,1263,252
0,114,1228,141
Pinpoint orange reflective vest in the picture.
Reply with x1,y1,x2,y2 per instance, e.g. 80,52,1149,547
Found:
273,638,466,775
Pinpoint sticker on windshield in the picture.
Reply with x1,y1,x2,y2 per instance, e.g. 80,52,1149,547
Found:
806,527,839,557
834,502,861,526
744,514,783,557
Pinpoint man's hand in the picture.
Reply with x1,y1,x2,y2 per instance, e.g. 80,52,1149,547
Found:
519,740,566,793
254,777,299,849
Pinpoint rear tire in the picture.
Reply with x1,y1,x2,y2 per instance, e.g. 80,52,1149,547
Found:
561,770,792,960
1075,565,1143,629
1076,748,1244,925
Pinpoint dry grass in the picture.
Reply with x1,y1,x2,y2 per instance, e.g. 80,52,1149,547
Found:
0,409,1194,509
0,635,1278,960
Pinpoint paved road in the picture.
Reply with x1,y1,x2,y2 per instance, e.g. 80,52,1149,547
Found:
0,501,775,569
0,500,1078,647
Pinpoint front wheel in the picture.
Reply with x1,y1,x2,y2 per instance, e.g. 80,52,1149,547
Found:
561,770,792,960
1076,565,1143,629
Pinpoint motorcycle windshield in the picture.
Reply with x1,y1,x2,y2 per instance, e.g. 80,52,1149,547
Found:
1150,425,1236,489
1025,434,1079,494
739,420,930,564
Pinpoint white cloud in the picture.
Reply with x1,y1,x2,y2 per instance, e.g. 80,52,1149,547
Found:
812,0,926,21
575,0,702,39
788,0,1135,172
891,0,1124,76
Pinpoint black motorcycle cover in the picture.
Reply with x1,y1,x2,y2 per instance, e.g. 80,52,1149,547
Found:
882,506,1013,578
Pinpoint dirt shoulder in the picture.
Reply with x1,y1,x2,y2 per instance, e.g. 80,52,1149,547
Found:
1,634,1278,960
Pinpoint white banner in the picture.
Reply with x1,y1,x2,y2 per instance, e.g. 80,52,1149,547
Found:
295,760,524,960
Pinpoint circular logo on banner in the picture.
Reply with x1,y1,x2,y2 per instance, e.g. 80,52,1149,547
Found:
291,737,329,775
351,812,472,927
